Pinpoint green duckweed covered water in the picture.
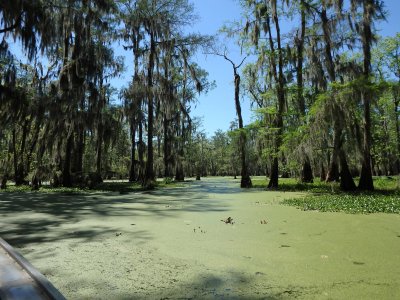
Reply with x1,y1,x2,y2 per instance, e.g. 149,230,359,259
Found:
1,177,399,299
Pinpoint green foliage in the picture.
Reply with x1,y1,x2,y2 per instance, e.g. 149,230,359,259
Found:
163,177,174,184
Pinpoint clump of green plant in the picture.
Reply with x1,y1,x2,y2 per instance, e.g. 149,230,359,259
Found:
163,177,174,184
373,176,400,191
283,193,400,214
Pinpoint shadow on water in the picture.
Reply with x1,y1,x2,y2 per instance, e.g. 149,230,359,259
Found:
58,269,318,299
0,178,239,248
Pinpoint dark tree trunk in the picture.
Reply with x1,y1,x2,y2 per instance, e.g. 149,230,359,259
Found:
301,158,313,183
339,150,356,191
320,162,326,181
358,92,374,190
31,174,39,191
75,126,85,174
394,97,400,174
326,161,340,182
321,5,343,183
326,115,356,190
358,0,374,191
12,129,19,184
175,166,184,181
297,1,314,183
62,134,73,187
144,33,155,189
13,121,28,185
129,28,141,182
163,116,173,178
240,141,252,188
26,122,41,175
1,175,7,190
268,157,279,189
266,10,284,189
138,120,145,184
326,120,341,182
233,72,252,188
175,120,185,182
96,122,103,181
129,121,136,182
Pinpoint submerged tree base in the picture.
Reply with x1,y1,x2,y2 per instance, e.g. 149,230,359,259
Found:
240,176,252,188
143,180,156,190
301,160,314,183
358,164,375,191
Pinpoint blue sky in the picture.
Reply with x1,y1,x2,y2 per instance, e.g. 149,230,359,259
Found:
190,0,248,136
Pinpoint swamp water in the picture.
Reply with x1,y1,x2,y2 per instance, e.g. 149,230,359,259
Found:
1,177,399,299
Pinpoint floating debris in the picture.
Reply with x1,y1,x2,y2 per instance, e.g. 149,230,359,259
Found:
221,217,234,224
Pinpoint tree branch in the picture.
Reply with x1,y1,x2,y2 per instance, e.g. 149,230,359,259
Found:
0,14,22,34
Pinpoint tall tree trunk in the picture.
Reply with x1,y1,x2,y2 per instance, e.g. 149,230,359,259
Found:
358,0,374,191
320,162,326,181
320,6,355,189
129,30,141,183
163,116,173,178
129,120,136,182
72,126,84,177
321,6,340,183
0,175,7,190
62,134,73,187
326,118,341,182
12,120,29,185
144,32,155,188
267,6,285,189
394,95,400,174
339,150,356,191
60,24,72,187
95,120,104,186
268,157,279,188
12,122,27,186
138,119,145,184
26,121,41,175
358,90,374,190
12,129,18,184
175,119,185,182
233,73,252,188
301,158,313,183
297,1,314,183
